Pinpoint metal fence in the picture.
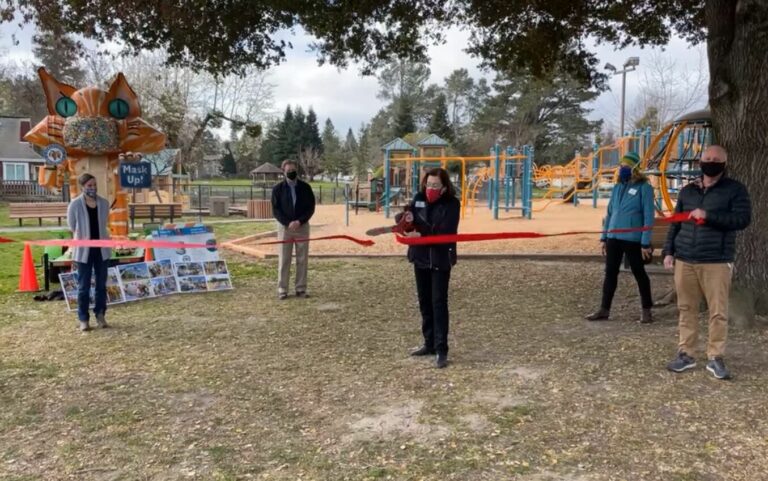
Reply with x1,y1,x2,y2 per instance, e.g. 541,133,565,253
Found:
188,184,348,209
0,181,66,202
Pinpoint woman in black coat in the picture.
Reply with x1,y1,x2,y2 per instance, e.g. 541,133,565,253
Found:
398,167,460,368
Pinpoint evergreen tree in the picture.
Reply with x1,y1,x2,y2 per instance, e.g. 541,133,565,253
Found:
355,124,371,178
275,106,296,162
392,98,416,138
428,93,453,142
292,106,307,154
220,142,238,175
32,30,86,85
305,108,323,154
321,119,343,183
258,118,283,166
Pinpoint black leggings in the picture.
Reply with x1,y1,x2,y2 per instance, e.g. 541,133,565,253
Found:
601,239,653,310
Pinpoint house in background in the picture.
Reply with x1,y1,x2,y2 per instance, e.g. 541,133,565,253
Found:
0,116,43,182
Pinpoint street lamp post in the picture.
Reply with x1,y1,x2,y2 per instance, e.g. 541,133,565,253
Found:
605,56,640,137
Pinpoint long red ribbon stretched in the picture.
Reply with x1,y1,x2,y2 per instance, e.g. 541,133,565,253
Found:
0,235,375,248
253,235,375,247
394,212,702,246
0,212,700,249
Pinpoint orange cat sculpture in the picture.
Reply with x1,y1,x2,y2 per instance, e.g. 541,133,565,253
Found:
24,67,166,237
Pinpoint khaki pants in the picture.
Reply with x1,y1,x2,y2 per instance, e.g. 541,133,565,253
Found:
277,222,310,295
675,260,732,358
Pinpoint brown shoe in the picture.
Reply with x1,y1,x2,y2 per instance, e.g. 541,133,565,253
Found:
96,313,109,328
640,308,654,324
585,308,610,321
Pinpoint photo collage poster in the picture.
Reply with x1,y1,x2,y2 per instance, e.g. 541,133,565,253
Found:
60,267,125,312
59,259,232,311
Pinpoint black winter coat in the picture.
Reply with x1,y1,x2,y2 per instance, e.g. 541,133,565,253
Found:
662,176,751,263
271,180,316,227
398,192,461,271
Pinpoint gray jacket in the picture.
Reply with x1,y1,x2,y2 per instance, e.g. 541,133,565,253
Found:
66,194,112,263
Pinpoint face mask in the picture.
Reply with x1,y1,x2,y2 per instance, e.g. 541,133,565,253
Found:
84,187,97,198
700,162,725,177
286,171,297,180
426,187,443,203
619,166,633,182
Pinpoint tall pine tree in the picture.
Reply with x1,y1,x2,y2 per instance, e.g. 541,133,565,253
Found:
275,106,296,163
305,108,323,154
321,119,343,184
392,98,416,138
355,125,371,178
32,30,86,85
428,93,453,142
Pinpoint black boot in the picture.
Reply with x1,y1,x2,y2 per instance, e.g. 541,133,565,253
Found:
640,308,654,324
411,345,435,356
585,308,610,321
436,353,448,369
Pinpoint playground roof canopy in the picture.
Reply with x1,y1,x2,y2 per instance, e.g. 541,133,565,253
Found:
675,109,711,124
381,138,415,152
417,134,450,147
250,162,283,175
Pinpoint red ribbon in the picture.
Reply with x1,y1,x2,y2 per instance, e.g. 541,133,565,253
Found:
394,212,703,246
253,235,375,247
0,212,703,249
8,238,212,249
0,235,375,248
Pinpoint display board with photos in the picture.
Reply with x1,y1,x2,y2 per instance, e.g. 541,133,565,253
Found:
152,224,219,263
59,259,232,311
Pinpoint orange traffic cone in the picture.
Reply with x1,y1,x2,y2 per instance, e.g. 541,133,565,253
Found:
144,245,154,262
18,243,40,292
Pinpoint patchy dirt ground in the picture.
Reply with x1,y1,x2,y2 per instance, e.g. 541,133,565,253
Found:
1,257,767,481
240,201,609,256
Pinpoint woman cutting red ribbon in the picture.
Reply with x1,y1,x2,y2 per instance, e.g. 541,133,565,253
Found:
396,168,460,369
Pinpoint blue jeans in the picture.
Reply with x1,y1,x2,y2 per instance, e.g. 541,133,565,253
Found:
76,249,108,322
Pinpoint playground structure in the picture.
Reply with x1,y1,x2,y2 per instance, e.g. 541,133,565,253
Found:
130,148,192,208
381,136,534,220
640,109,711,214
24,68,166,237
375,109,712,222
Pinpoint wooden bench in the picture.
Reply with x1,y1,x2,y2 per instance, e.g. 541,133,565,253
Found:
129,203,182,228
9,202,69,226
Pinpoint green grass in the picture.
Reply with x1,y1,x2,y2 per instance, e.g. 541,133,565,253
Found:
0,230,65,295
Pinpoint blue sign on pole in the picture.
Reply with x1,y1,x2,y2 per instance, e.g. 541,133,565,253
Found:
119,161,152,188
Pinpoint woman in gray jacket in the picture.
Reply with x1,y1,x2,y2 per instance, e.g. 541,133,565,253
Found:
67,173,112,331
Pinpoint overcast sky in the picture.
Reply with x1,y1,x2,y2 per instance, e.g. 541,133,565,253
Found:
1,21,707,138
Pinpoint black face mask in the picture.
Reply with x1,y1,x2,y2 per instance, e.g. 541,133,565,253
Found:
700,162,726,177
286,171,297,180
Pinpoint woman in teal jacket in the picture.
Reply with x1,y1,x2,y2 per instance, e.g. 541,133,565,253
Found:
585,152,655,323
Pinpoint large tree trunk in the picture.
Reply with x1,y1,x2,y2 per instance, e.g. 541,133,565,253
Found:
706,0,768,328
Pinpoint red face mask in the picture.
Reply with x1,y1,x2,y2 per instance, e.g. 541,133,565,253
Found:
426,188,443,203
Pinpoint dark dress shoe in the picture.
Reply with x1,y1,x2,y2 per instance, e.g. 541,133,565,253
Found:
410,346,435,356
640,308,654,324
585,308,610,321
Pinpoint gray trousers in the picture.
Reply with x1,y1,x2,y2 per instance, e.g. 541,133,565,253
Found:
277,222,310,294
